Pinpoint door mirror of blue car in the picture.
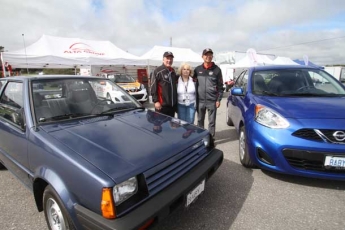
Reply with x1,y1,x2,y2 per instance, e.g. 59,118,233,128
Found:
231,87,244,96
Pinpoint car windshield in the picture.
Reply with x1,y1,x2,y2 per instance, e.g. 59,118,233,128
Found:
251,68,345,96
31,78,142,123
108,74,136,83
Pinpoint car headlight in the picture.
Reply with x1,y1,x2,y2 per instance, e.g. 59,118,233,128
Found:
113,177,138,205
255,104,289,128
202,134,214,147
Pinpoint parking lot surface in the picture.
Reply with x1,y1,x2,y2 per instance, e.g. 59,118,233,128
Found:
1,95,345,230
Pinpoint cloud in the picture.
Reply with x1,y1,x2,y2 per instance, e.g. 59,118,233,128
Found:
1,0,345,65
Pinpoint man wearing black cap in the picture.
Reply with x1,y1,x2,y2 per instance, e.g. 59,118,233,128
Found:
193,48,224,138
150,51,178,117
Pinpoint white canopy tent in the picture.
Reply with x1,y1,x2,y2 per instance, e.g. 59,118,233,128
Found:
272,56,300,65
140,45,203,68
1,34,146,69
231,54,274,68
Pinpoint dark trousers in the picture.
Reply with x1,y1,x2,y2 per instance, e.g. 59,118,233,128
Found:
156,106,176,117
197,102,217,137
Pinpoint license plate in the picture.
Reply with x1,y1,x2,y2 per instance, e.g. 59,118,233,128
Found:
324,156,345,168
186,179,205,207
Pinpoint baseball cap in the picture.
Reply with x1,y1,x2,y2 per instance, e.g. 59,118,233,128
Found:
163,51,174,58
202,48,213,55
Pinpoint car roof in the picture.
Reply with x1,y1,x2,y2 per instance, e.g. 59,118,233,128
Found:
3,75,104,81
250,65,322,71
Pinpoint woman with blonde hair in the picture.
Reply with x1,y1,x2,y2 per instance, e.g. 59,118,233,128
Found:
177,63,196,124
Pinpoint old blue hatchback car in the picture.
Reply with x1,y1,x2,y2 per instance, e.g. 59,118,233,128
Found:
226,65,345,180
0,76,223,230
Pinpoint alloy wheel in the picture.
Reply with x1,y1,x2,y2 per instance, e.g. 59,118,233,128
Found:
46,197,66,230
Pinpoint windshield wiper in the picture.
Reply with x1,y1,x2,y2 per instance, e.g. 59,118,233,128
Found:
258,91,280,96
47,113,88,121
282,93,330,97
101,107,144,114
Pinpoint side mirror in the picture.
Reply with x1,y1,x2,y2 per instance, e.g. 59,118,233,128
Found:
231,87,244,96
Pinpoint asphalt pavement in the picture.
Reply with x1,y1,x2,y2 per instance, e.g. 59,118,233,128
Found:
1,94,345,230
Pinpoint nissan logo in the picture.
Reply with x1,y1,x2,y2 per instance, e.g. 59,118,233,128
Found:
333,131,345,141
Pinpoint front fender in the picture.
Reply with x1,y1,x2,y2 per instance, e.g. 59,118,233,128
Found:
33,167,83,229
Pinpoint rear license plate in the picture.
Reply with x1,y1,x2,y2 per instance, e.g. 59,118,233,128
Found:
186,179,205,207
324,156,345,168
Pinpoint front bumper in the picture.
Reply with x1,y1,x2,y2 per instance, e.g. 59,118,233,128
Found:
74,148,223,230
246,119,345,180
128,89,148,102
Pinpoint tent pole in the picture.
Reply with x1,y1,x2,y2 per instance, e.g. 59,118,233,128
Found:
147,61,153,104
0,52,6,77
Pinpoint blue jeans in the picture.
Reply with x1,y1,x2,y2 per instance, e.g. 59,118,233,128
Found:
177,103,196,124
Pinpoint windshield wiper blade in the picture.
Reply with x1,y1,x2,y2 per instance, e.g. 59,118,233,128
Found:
101,107,143,114
47,113,87,121
260,91,279,96
282,93,325,97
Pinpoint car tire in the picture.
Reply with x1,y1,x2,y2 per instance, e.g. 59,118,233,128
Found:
43,185,76,230
226,106,234,126
239,126,255,168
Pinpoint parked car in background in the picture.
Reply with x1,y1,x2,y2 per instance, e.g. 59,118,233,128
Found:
104,73,148,103
226,65,345,180
0,75,223,230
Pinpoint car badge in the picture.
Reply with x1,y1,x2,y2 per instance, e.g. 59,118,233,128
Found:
192,142,201,150
333,131,345,141
209,72,213,75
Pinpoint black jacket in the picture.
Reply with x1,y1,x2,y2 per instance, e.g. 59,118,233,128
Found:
150,64,178,107
193,62,224,103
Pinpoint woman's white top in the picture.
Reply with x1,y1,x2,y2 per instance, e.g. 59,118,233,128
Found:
177,76,196,105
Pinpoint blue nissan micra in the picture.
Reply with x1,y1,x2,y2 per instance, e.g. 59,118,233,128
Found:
227,65,345,180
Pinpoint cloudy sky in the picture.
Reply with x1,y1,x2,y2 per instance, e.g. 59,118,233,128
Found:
1,0,345,65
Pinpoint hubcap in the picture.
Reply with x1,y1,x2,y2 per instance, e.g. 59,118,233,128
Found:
239,130,245,160
46,198,66,230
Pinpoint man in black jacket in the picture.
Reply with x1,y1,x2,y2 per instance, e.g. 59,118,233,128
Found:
193,48,224,138
150,51,178,117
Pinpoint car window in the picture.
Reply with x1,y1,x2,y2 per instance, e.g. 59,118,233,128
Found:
340,68,345,83
234,70,246,87
255,69,345,96
236,71,248,93
114,74,136,83
32,78,141,123
0,81,25,129
0,80,6,92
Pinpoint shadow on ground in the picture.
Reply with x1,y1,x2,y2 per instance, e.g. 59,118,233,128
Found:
215,128,238,145
151,159,254,230
262,169,345,190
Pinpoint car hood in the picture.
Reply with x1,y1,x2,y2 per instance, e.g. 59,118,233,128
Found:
41,110,207,182
254,96,345,119
117,82,140,90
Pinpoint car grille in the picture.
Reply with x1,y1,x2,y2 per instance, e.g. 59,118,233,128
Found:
126,88,140,93
132,94,144,99
143,140,208,195
292,129,345,144
283,149,345,172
